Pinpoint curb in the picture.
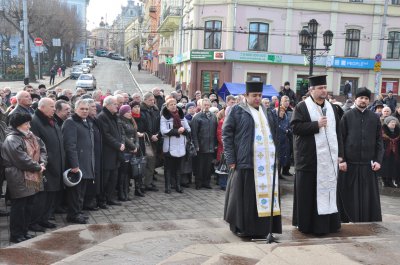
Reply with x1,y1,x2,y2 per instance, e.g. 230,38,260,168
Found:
48,76,70,91
125,63,143,96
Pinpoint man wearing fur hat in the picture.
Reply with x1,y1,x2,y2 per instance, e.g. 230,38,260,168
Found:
338,87,384,222
291,75,342,235
223,81,281,237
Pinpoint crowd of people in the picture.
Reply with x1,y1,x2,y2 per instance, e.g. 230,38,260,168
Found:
0,76,398,243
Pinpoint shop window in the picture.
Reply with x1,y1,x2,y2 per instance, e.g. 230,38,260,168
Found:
201,71,220,94
381,79,399,94
246,72,267,84
248,22,269,51
392,0,400,5
204,20,222,49
345,29,360,57
340,77,358,96
296,75,309,98
387,31,400,59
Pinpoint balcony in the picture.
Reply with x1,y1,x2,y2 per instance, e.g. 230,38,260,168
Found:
158,6,181,37
149,6,156,13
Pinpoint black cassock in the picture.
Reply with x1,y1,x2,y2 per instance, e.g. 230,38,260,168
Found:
338,108,384,222
290,100,342,234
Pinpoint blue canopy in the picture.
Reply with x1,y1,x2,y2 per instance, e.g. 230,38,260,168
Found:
218,82,278,101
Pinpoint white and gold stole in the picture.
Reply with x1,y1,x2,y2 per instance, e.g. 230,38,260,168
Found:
249,105,280,217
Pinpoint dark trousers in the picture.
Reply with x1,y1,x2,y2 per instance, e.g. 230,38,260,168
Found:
67,179,88,218
84,179,97,207
164,156,182,192
31,191,56,225
49,75,55,85
118,161,131,200
102,169,118,202
196,153,213,188
10,195,35,238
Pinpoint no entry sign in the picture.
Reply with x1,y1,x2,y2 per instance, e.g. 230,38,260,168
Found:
34,37,43,46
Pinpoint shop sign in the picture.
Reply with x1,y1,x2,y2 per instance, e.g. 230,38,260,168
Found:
331,57,374,69
172,51,190,64
191,50,214,60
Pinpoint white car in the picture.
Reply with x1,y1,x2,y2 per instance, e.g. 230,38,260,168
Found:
76,74,97,90
70,66,84,79
79,63,91,73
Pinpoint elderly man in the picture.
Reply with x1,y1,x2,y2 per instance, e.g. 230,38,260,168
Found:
8,91,34,122
97,96,126,206
62,100,95,224
115,94,125,109
30,98,65,230
92,90,103,113
153,87,165,110
140,92,160,191
54,100,71,127
131,93,142,104
61,89,73,101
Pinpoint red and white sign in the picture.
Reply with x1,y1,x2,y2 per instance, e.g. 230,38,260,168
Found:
34,38,43,46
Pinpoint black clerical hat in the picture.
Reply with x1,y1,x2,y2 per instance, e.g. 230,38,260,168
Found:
246,81,263,93
355,87,371,99
309,75,327,87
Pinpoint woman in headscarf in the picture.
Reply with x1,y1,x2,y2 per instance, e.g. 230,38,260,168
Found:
381,116,400,188
2,113,47,243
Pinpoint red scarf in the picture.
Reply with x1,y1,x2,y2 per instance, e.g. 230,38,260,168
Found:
132,112,141,118
170,110,182,129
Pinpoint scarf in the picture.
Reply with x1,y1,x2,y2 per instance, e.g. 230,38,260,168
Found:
22,131,42,191
132,112,141,119
170,110,182,129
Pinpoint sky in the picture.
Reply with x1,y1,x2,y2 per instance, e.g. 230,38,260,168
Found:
87,0,129,30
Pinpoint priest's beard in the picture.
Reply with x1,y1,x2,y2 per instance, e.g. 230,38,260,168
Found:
355,102,367,110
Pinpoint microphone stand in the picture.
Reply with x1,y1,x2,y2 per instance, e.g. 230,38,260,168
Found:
253,93,281,244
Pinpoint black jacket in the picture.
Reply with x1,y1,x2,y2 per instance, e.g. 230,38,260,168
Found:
62,114,95,180
223,104,277,169
89,116,103,193
119,116,139,152
154,95,165,112
191,111,218,154
140,102,160,137
279,88,297,106
31,109,65,191
96,107,125,170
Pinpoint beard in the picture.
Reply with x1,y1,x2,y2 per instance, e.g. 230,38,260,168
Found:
356,102,367,109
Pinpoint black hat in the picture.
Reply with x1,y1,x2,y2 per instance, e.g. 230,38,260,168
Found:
309,75,327,87
246,81,263,93
375,101,384,108
31,93,41,101
56,95,70,102
284,81,290,86
355,87,371,100
9,113,32,129
38,84,46,89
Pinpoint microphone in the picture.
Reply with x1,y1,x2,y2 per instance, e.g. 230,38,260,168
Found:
322,107,327,116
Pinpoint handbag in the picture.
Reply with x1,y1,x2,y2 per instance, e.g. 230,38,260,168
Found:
144,133,155,157
186,134,197,157
215,153,229,175
130,150,147,179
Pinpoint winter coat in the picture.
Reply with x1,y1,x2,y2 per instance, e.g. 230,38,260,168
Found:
88,116,103,193
223,103,277,169
383,96,397,113
2,129,47,199
160,106,191,158
97,107,125,170
134,115,146,155
7,105,34,124
62,114,95,180
140,102,160,137
279,88,297,106
154,95,165,112
191,111,218,154
272,109,291,167
119,116,139,152
30,109,65,191
216,118,224,161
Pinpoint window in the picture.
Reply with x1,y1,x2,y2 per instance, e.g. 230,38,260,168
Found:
247,72,267,84
248,22,269,51
387,31,400,59
204,20,222,49
392,0,400,5
350,0,363,2
201,71,220,93
345,29,360,57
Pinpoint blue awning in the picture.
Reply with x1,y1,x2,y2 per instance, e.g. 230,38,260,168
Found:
218,82,278,101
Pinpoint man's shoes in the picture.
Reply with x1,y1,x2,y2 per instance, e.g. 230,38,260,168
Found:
107,200,122,206
134,190,145,197
195,186,201,190
83,205,99,211
24,234,36,240
98,203,108,209
220,187,226,191
165,189,171,194
49,214,56,221
29,224,46,232
181,183,190,188
176,188,183,193
10,236,27,243
66,215,87,224
118,197,127,202
54,207,67,214
282,171,294,177
145,186,159,192
39,221,57,229
202,185,212,189
0,210,10,217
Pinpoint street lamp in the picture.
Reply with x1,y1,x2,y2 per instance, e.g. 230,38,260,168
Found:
298,19,333,76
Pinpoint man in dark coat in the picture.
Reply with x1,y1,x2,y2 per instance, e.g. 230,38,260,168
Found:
338,87,384,223
62,100,95,224
383,90,397,113
343,80,352,99
97,96,125,206
279,81,297,107
140,92,160,191
291,75,342,235
54,100,71,127
30,98,65,230
152,87,165,111
7,91,34,123
191,98,218,190
223,81,281,238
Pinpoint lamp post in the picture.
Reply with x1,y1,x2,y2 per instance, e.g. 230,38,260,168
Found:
298,19,333,76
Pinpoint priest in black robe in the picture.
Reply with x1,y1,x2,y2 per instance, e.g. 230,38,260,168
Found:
291,75,342,235
223,81,282,238
338,87,383,222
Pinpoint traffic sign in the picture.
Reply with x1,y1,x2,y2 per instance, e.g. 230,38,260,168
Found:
34,37,43,46
374,62,381,72
375,53,382,62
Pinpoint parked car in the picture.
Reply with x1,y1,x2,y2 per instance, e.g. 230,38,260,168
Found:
79,63,91,73
70,66,84,79
82,58,95,68
111,54,125,61
76,74,97,90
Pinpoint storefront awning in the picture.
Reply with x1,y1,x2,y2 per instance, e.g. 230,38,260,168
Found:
218,82,278,101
